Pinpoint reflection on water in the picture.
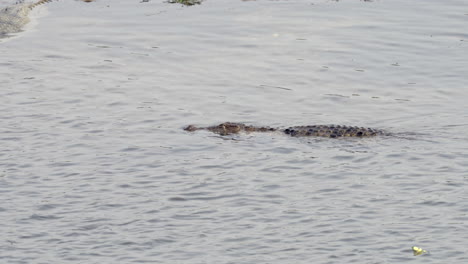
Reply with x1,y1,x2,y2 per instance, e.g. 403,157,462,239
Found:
0,0,467,263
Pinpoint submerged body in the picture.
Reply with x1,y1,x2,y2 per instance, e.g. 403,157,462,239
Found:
184,122,385,138
0,2,32,35
0,0,54,35
0,0,91,36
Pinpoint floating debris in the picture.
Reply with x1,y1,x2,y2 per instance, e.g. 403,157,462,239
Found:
412,246,427,256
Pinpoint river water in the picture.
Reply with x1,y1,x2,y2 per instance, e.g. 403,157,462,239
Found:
1,0,467,263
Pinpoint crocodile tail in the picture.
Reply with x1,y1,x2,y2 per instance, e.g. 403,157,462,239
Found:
29,0,54,9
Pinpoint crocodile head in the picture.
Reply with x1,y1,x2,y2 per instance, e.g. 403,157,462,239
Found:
184,122,244,136
184,122,276,136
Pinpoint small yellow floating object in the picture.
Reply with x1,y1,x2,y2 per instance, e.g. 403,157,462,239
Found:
412,246,427,256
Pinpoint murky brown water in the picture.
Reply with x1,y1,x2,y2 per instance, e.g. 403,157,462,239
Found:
1,0,467,263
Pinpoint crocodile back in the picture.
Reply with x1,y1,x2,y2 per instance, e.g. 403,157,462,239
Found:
283,125,384,138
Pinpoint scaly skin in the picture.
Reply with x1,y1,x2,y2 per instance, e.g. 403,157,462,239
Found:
0,2,32,34
184,122,386,138
283,125,383,138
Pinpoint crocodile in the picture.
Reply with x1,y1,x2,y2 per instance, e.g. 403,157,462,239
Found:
0,0,204,36
168,0,203,5
184,122,386,138
0,0,94,36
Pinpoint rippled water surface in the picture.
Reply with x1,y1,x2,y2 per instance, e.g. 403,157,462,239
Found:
1,0,467,263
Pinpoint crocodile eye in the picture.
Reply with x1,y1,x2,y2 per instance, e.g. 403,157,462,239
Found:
184,125,197,131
